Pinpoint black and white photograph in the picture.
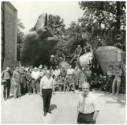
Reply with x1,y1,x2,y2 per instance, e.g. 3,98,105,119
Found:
1,1,126,124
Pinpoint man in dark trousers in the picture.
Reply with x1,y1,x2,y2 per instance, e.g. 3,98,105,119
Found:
40,71,54,116
2,67,11,100
77,82,100,124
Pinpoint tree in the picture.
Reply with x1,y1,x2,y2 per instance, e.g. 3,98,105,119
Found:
79,1,126,50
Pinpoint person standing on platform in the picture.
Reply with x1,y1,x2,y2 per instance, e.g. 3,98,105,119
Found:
77,82,100,124
71,45,82,64
83,43,92,53
105,65,114,92
112,65,122,95
40,71,54,116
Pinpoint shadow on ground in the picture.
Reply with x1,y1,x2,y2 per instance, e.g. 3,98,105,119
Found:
106,98,125,107
49,104,57,112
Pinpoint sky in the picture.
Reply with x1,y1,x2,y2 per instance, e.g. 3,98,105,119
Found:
11,1,84,33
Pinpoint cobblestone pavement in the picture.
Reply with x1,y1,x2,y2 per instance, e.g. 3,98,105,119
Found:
1,90,126,124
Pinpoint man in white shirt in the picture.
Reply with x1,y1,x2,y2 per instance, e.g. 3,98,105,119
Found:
53,66,60,77
31,67,41,93
31,67,40,80
77,82,99,124
40,71,54,116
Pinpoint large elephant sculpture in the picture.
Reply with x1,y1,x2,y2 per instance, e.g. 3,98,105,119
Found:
21,14,58,66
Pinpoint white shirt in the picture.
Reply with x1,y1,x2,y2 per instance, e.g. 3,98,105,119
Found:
40,76,54,89
67,68,74,75
78,92,99,114
31,71,40,80
40,70,46,77
53,69,60,76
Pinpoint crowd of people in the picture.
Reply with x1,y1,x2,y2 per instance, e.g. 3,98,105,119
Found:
1,65,68,99
1,46,123,124
1,64,89,99
1,61,123,101
1,43,123,102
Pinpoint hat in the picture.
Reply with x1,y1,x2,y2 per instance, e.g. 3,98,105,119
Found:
34,67,38,70
39,65,42,69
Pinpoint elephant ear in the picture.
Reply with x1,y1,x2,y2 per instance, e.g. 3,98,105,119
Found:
37,26,54,39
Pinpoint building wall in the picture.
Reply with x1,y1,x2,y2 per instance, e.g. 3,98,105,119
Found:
1,2,17,69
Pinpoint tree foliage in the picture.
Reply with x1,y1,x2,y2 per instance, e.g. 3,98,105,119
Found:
79,1,126,50
21,2,126,66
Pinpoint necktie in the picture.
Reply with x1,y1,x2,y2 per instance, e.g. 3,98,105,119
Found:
80,96,86,113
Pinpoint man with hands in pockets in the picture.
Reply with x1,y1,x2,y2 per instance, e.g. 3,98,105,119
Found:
40,70,55,116
77,82,100,124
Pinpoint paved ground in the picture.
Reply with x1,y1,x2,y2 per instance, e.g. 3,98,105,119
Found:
1,90,126,124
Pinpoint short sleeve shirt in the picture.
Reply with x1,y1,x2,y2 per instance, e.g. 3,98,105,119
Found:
40,76,54,89
78,92,99,114
31,71,40,80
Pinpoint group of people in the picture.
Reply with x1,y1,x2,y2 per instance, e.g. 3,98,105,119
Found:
1,64,90,100
1,43,123,124
71,44,92,65
1,61,123,100
104,65,122,95
40,69,100,123
1,65,123,124
0,64,79,99
40,71,100,123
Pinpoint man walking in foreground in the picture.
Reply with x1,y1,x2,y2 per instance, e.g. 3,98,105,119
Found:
40,71,54,116
77,82,99,124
